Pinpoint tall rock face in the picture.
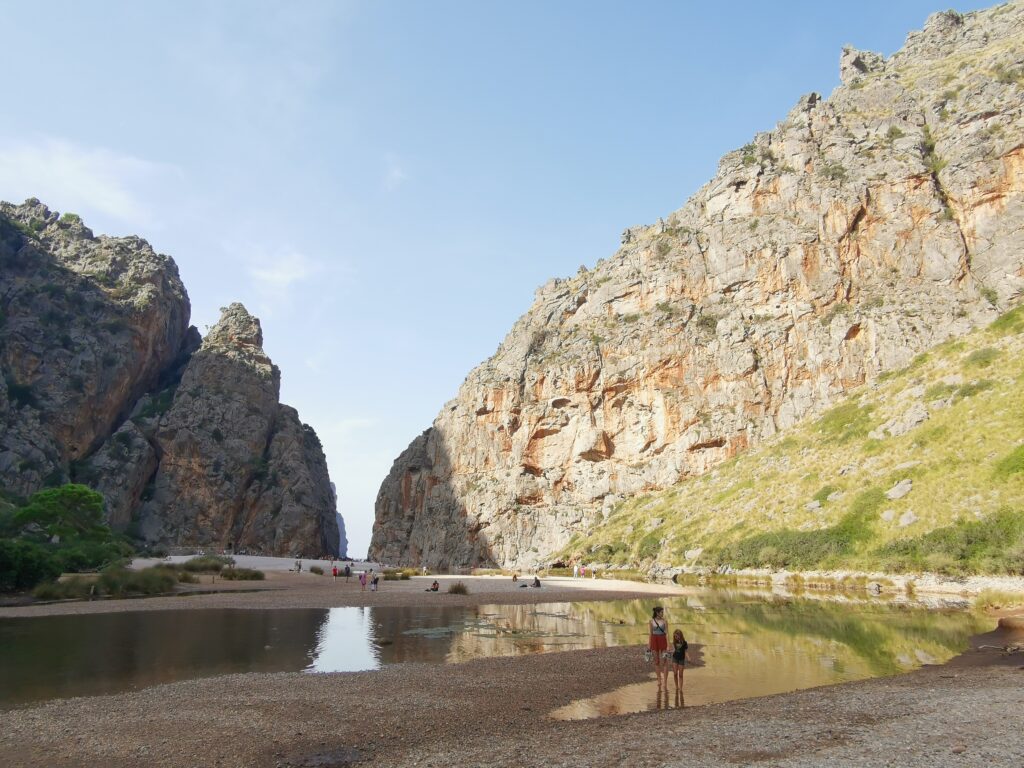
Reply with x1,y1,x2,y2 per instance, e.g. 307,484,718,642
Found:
0,203,340,556
0,200,190,496
372,3,1024,570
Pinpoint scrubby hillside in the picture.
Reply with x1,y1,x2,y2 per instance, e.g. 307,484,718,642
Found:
562,306,1024,575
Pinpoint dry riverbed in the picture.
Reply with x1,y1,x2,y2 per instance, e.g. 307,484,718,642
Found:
1,573,1022,767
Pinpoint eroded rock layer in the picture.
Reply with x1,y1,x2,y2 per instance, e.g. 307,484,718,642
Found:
0,203,339,556
372,3,1024,570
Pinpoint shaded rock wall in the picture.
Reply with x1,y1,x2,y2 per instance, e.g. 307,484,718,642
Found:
372,4,1024,569
0,203,340,556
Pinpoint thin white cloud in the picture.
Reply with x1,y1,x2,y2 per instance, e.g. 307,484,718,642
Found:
249,249,318,292
0,137,180,227
383,152,408,191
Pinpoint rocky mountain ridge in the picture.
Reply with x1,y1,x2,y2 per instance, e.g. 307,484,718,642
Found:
371,2,1024,570
0,200,340,557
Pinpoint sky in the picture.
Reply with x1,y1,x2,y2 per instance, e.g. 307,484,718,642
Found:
0,0,996,555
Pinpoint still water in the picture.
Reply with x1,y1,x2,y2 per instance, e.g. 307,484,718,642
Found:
0,592,992,713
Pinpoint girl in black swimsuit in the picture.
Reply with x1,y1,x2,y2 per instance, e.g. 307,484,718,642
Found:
671,629,689,690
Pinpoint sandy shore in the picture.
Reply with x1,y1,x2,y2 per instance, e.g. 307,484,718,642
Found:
0,571,688,617
1,572,1022,767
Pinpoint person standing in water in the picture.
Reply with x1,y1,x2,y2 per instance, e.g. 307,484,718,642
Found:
671,628,689,694
649,606,669,688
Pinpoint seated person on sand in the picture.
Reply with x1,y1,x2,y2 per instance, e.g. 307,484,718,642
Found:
531,576,541,588
512,573,518,583
425,580,439,592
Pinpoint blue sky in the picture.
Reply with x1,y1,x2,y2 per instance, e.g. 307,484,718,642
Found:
0,0,995,555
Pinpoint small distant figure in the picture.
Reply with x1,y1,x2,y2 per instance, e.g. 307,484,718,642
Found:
591,564,596,579
512,573,518,583
359,571,367,591
332,565,338,580
671,629,689,691
426,580,439,592
422,565,428,575
344,564,351,581
572,563,579,578
370,572,379,592
295,560,302,573
531,576,541,588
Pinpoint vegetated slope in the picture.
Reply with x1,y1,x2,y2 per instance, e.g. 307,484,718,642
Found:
561,306,1024,575
371,2,1024,571
0,201,340,557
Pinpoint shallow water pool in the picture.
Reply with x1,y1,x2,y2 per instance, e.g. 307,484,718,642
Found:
0,591,992,711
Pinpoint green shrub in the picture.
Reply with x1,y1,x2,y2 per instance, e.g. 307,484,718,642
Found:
219,567,264,581
32,575,95,600
0,540,62,592
924,382,957,401
136,390,174,419
877,508,1024,575
182,555,235,573
695,314,718,334
812,485,840,504
975,588,1024,610
635,531,662,560
994,445,1024,480
963,347,1000,368
820,161,847,182
6,379,37,409
816,402,874,444
989,305,1024,335
96,567,177,597
954,379,995,400
447,581,469,595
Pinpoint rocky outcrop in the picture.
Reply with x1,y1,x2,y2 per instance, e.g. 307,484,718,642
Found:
0,200,190,496
0,203,340,556
372,3,1024,569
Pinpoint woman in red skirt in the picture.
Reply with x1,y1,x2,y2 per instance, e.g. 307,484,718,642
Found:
649,606,669,687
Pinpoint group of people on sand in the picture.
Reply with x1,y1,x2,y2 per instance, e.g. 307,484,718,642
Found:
648,606,689,691
571,563,595,578
356,569,380,591
330,563,354,580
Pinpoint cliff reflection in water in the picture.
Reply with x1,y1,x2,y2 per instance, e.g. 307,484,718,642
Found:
1,608,328,707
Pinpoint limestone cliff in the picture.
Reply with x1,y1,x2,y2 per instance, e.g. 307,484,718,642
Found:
371,3,1024,570
0,202,340,556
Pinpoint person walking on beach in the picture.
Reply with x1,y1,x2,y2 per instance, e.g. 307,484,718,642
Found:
649,606,669,688
359,570,367,591
671,628,689,692
371,573,379,592
573,563,579,579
